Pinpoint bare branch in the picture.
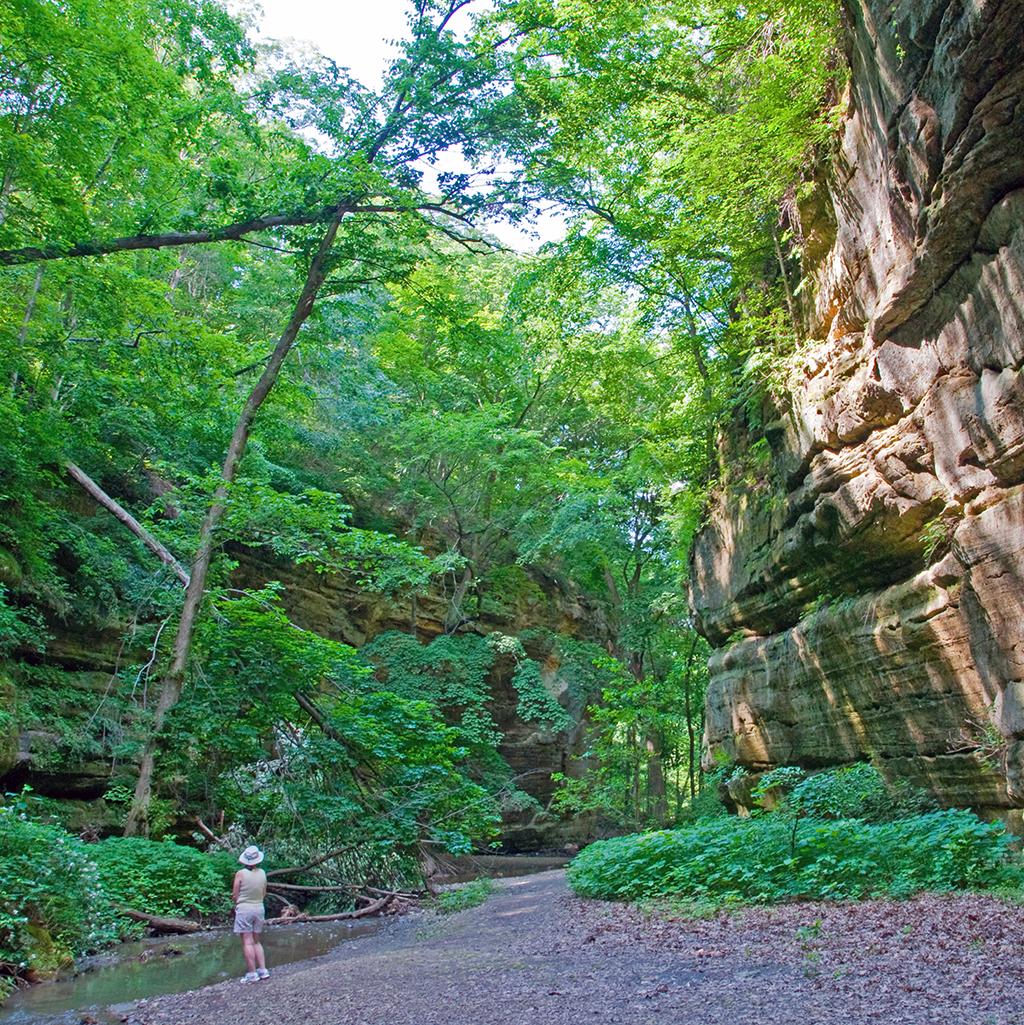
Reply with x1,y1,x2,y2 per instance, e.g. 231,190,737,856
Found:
64,461,190,586
0,204,347,266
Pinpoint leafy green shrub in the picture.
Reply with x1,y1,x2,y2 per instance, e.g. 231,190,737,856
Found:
567,810,1013,904
90,837,232,918
676,767,729,822
751,763,936,822
0,806,121,983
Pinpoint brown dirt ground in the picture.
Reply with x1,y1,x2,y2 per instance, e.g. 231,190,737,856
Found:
126,871,1024,1025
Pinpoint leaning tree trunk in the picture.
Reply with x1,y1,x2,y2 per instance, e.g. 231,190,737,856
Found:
124,209,345,835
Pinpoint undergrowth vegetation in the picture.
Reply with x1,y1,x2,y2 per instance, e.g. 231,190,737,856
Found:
430,878,495,914
0,799,232,989
0,807,121,982
90,838,235,920
568,765,1022,907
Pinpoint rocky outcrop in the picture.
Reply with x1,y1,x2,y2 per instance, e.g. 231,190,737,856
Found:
690,0,1024,824
3,548,605,850
231,550,607,850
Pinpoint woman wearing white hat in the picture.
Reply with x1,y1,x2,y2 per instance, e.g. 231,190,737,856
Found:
233,845,270,983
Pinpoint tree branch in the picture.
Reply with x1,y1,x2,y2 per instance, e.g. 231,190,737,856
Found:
0,204,347,266
0,200,479,267
64,462,190,586
266,844,358,879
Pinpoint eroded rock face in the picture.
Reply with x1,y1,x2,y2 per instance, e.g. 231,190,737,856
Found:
691,0,1024,822
3,550,605,850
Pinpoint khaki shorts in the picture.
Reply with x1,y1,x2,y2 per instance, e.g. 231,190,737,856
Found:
233,903,265,934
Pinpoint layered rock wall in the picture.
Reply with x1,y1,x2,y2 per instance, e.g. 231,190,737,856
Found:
690,0,1024,821
3,549,605,849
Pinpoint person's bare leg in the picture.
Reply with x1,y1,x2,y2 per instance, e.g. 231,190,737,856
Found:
253,938,266,971
241,934,257,973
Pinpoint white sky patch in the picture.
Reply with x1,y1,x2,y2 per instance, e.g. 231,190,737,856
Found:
233,0,566,251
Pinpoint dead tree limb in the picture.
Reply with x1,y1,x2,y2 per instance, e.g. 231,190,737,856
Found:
194,816,232,849
266,844,357,878
268,882,355,894
65,462,190,586
120,908,204,933
264,893,394,925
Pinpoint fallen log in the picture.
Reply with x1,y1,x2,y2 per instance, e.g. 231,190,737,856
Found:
268,881,420,899
120,908,204,934
264,893,394,925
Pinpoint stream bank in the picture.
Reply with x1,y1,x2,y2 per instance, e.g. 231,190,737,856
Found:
0,919,384,1025
0,855,568,1025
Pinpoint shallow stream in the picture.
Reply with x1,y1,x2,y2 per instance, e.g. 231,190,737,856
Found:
0,918,383,1025
0,855,568,1025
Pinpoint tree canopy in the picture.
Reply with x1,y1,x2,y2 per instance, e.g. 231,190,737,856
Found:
0,0,844,893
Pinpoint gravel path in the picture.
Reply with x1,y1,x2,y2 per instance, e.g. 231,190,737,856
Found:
128,871,1024,1025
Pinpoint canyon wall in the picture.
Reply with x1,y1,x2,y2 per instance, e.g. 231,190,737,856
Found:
2,548,606,850
690,0,1024,822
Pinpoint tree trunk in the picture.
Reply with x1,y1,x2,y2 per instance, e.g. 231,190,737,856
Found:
124,208,346,835
444,563,474,632
645,734,668,826
772,227,802,338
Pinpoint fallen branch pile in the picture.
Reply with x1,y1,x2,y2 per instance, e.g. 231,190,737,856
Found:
264,892,395,924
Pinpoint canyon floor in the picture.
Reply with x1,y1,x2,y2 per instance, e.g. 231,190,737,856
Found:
128,871,1024,1025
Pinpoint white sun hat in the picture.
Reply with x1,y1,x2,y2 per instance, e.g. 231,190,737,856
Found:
238,845,264,866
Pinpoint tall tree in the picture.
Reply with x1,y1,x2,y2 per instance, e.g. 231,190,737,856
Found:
1,0,547,832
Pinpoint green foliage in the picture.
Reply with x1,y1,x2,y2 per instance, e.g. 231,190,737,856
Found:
364,631,502,750
169,590,502,866
568,810,1015,904
430,878,495,913
511,655,571,732
0,802,121,982
0,586,45,654
752,763,937,822
89,837,232,919
920,514,957,563
553,633,712,831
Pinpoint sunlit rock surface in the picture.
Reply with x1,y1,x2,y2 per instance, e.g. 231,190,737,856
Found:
691,0,1024,823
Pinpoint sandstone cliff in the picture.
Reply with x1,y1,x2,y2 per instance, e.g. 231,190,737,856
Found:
2,547,606,850
690,0,1024,822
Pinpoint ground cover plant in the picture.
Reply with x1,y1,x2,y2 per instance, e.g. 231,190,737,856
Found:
568,809,1015,904
568,765,1019,906
431,878,495,914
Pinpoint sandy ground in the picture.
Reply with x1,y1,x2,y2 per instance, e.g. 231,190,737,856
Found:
126,871,1024,1025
